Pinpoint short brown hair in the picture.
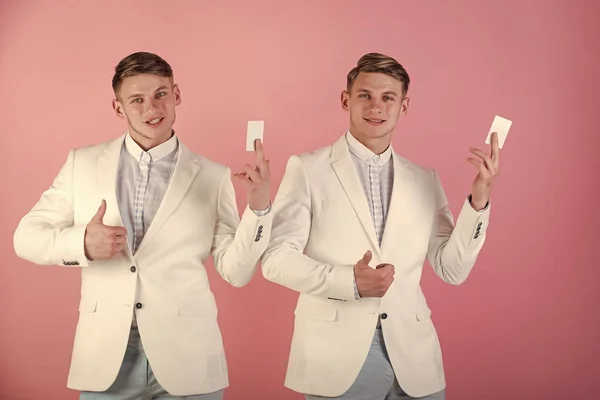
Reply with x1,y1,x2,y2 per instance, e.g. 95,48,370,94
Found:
112,52,173,94
346,53,410,95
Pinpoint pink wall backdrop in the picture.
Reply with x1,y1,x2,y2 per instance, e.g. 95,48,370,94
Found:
1,1,598,399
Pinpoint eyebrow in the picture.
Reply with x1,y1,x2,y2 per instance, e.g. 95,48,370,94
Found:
127,85,169,100
357,88,399,97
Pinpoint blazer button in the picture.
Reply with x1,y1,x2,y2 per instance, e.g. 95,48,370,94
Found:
136,303,143,309
130,266,136,273
381,313,388,319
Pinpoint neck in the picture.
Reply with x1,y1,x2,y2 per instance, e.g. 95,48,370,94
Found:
129,129,173,151
349,129,391,155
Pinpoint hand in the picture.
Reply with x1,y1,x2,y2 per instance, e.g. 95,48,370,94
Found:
468,131,500,210
354,250,395,298
233,139,271,211
84,200,128,261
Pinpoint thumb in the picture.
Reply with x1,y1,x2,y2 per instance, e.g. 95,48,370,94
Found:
91,199,107,223
232,173,250,187
358,250,372,268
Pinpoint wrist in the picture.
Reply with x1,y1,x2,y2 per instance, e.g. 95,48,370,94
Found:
249,199,270,211
469,193,489,211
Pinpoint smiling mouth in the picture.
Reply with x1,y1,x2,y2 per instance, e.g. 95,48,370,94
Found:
146,117,164,125
364,118,386,125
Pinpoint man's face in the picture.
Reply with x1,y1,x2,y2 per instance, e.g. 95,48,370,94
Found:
341,72,409,145
112,73,181,148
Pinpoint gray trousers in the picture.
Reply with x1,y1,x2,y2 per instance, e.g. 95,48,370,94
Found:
306,328,446,400
79,326,224,400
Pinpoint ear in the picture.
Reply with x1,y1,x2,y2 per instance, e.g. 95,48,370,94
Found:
341,90,350,111
112,99,125,118
173,84,182,105
401,96,410,115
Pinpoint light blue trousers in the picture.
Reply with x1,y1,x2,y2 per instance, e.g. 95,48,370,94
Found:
79,326,224,400
306,328,446,400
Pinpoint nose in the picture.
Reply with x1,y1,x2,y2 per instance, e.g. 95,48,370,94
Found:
144,99,160,116
368,98,384,114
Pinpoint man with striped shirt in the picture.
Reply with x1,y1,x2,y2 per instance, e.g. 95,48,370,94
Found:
261,52,500,400
14,51,273,400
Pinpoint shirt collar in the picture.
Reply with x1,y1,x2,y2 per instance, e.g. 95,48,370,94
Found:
124,131,178,163
345,130,392,166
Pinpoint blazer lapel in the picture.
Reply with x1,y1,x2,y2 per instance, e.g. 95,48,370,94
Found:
97,135,127,228
134,141,200,255
380,153,415,252
97,134,133,259
329,136,380,254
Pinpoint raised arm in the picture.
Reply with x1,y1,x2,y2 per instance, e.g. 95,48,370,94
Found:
211,139,273,287
427,132,499,284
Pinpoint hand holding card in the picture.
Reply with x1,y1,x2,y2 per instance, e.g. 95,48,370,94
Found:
467,115,506,210
235,121,271,211
485,115,512,148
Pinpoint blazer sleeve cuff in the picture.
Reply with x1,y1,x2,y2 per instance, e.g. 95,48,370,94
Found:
329,265,357,302
56,225,90,267
457,195,491,245
239,205,274,247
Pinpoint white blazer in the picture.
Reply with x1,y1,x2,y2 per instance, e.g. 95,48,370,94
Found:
13,134,272,396
261,135,490,398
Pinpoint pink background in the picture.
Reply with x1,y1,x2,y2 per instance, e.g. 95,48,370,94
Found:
1,1,598,399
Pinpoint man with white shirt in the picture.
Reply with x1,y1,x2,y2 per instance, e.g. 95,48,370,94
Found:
261,53,501,399
14,51,272,399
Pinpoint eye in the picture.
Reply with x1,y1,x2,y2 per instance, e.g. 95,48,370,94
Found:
131,98,142,104
383,95,394,101
156,91,167,98
359,93,370,99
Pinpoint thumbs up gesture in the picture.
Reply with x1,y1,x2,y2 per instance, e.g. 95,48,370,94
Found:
83,200,128,261
353,250,395,298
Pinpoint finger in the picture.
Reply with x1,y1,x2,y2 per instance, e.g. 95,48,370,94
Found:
491,132,500,163
91,200,107,223
378,264,394,277
359,250,372,267
469,148,497,174
259,159,271,178
469,148,492,166
243,165,262,183
232,173,252,186
109,226,128,237
254,139,266,164
467,157,489,177
112,242,125,253
387,265,396,278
